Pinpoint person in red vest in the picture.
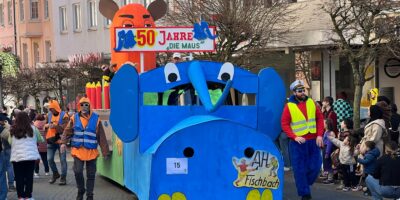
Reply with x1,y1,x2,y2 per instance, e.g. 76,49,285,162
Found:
61,97,110,200
281,80,324,200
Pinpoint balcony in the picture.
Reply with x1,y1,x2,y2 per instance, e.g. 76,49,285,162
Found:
18,20,43,37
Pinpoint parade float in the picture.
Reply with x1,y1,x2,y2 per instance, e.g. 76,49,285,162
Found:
92,0,286,199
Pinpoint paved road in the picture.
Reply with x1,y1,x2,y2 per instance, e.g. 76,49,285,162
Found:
283,171,368,200
6,157,369,200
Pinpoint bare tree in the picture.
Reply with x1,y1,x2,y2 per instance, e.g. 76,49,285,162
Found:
295,51,312,95
322,0,400,128
38,62,75,109
165,0,296,69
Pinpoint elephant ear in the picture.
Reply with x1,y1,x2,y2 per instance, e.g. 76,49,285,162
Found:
110,64,139,142
257,67,286,140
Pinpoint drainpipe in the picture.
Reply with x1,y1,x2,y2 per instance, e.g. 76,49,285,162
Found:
13,0,17,55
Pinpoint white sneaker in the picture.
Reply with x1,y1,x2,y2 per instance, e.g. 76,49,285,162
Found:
45,172,50,176
284,167,290,172
34,173,39,178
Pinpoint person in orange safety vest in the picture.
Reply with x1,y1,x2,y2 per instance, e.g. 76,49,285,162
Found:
45,100,69,185
61,97,110,200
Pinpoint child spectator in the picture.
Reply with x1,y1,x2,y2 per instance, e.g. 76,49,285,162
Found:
322,96,338,134
322,118,335,184
339,118,353,141
357,141,380,196
328,134,359,191
33,114,50,178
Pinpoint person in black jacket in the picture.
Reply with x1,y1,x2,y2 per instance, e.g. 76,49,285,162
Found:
389,104,400,143
365,141,400,200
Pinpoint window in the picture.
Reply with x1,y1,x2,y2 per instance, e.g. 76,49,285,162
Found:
123,0,135,5
30,0,39,19
7,1,12,25
20,0,24,21
33,42,40,65
44,0,49,19
104,17,111,28
88,0,97,28
0,3,4,26
73,3,81,31
59,6,67,32
45,41,51,62
22,43,28,67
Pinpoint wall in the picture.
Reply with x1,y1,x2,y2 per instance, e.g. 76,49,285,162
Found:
379,57,400,107
52,0,113,60
0,0,16,52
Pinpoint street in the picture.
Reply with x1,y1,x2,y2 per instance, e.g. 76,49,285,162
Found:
6,162,369,200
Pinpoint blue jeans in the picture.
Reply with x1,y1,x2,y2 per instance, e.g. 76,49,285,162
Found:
279,132,291,168
366,175,400,200
289,139,322,197
47,144,67,177
3,148,14,186
0,151,8,200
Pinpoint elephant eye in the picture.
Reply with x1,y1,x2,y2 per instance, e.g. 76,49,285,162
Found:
218,62,234,82
164,63,181,83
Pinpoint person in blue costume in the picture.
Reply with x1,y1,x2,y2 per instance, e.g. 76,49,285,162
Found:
193,17,217,40
281,80,324,200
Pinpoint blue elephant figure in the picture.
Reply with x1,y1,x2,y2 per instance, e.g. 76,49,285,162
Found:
109,61,286,200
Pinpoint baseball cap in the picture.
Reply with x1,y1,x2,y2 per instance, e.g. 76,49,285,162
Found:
173,53,181,59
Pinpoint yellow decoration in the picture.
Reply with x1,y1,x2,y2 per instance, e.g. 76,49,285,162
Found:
261,189,273,200
158,194,171,200
246,189,261,200
158,192,186,200
171,192,186,200
246,189,274,200
115,137,123,156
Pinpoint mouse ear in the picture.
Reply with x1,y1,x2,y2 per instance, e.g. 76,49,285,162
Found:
147,0,167,21
99,0,119,20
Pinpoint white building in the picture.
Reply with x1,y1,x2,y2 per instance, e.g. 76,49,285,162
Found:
52,0,156,61
264,0,400,107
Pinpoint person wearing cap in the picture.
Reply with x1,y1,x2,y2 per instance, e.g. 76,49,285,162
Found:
281,80,324,200
172,52,182,63
45,100,69,185
60,97,110,200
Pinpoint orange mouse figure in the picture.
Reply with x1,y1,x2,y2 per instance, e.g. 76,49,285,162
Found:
99,0,167,73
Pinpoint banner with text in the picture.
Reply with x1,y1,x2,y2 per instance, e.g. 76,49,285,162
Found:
114,27,216,52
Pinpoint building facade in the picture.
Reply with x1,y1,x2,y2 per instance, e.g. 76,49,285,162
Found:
0,0,16,53
15,0,54,68
52,0,155,62
264,0,400,108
